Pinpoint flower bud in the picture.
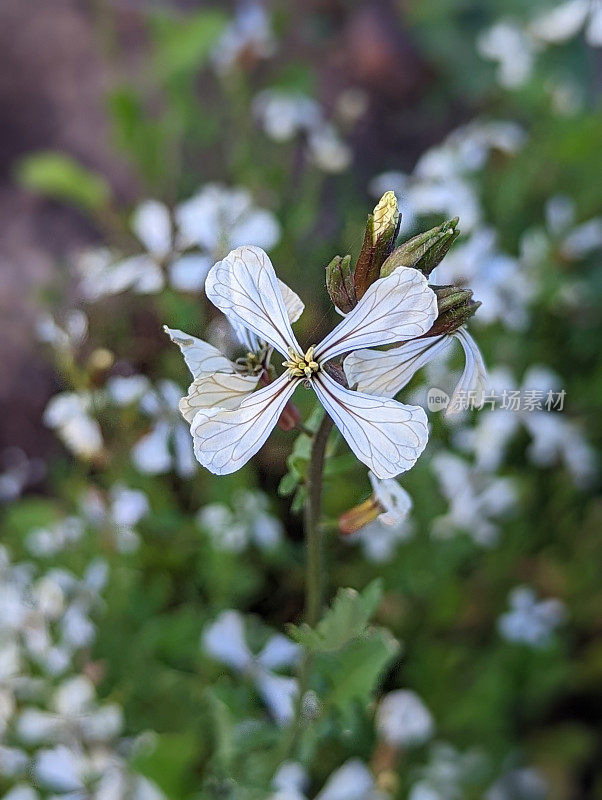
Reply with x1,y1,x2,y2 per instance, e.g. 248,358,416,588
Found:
380,217,460,279
339,496,382,535
423,285,481,337
325,254,356,313
353,191,401,300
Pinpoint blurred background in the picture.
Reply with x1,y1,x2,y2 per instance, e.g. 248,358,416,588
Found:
0,1,601,798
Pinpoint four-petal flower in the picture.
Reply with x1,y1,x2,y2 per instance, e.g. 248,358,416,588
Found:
172,245,438,478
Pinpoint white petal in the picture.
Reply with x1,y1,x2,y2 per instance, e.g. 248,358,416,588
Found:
315,267,437,362
344,335,453,398
190,373,298,475
313,372,429,479
230,208,281,252
257,635,301,670
132,421,172,474
528,0,588,43
132,200,172,257
168,254,212,292
180,373,260,423
445,327,488,417
173,423,197,478
163,326,236,378
315,759,374,800
202,610,252,671
279,280,304,323
255,670,298,726
205,246,300,357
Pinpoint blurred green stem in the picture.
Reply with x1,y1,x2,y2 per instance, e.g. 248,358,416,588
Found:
305,414,334,627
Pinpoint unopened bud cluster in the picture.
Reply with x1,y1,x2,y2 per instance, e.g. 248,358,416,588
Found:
326,192,477,338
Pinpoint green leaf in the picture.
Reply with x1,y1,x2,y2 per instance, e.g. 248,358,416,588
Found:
278,471,299,497
16,151,110,212
151,10,228,79
321,629,400,713
288,580,383,652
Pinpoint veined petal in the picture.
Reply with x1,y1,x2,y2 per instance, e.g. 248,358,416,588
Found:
163,326,236,378
312,372,429,479
205,246,301,357
180,373,260,423
190,373,299,475
315,266,438,362
344,335,453,398
279,279,304,323
446,327,488,417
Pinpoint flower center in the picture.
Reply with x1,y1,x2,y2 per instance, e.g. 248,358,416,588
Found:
282,346,321,380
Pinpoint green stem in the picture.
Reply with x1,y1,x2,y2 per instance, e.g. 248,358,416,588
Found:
272,413,333,770
304,414,334,626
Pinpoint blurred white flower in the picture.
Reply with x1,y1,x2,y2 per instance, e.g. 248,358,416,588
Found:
498,586,566,647
254,90,351,173
197,489,283,552
0,448,45,504
202,610,300,725
36,310,88,353
529,0,602,47
409,742,487,800
431,451,518,547
78,185,280,299
376,690,434,747
26,517,85,558
43,391,104,460
272,758,380,800
17,675,123,746
455,366,596,488
79,484,149,554
370,121,524,235
486,766,548,800
175,183,280,258
106,374,151,406
432,228,535,330
128,380,196,478
212,1,276,74
477,21,537,88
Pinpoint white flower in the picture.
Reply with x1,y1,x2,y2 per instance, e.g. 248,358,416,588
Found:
370,121,525,234
498,586,566,647
212,1,276,74
106,374,151,406
345,326,487,419
409,743,487,800
202,610,300,725
433,228,534,329
78,186,280,299
175,183,280,258
455,366,596,487
43,391,103,460
0,448,45,504
253,90,351,173
477,21,537,88
376,690,434,747
26,517,85,558
36,310,88,353
180,245,438,478
197,489,283,552
130,380,196,478
80,485,149,553
164,268,304,420
486,766,548,800
271,759,380,800
343,473,414,562
431,452,517,547
528,0,602,47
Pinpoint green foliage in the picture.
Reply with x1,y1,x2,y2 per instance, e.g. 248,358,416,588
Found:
16,151,111,212
289,580,383,652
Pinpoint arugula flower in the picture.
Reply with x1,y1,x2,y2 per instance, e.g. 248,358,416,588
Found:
169,245,438,478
